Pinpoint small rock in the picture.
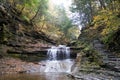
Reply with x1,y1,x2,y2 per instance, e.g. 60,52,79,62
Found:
42,64,46,66
10,65,16,68
18,71,27,74
33,62,39,64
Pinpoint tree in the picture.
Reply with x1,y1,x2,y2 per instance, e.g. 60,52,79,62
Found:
71,0,120,51
46,5,73,40
71,0,95,26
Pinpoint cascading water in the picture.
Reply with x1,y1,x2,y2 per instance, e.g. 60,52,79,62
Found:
47,45,70,60
43,45,74,73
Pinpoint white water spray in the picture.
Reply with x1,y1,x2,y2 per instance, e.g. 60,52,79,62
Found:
44,45,74,73
47,45,70,60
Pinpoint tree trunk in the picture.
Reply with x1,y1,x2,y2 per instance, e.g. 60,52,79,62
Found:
98,0,106,9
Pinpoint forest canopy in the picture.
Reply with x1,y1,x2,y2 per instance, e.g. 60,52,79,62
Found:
0,0,80,44
0,0,120,51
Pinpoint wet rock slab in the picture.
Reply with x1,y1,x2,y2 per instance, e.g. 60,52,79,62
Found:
69,69,120,80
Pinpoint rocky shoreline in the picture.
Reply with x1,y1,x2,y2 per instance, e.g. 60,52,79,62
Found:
69,40,120,80
0,40,120,80
0,57,43,74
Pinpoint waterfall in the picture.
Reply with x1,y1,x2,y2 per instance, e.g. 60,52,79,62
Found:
47,45,70,60
43,45,74,73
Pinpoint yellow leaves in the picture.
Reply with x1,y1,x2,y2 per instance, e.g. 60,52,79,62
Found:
93,15,101,21
16,4,23,10
68,26,80,39
93,9,120,37
101,28,110,36
93,11,109,29
92,9,120,45
93,16,104,30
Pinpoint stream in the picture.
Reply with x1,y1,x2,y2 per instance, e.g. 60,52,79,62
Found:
0,73,72,80
0,45,75,80
1,45,119,80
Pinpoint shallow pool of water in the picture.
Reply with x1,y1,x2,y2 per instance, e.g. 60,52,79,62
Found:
0,72,73,80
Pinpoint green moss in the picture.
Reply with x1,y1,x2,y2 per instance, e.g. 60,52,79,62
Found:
8,54,22,58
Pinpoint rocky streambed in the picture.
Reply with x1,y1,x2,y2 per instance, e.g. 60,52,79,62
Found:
0,57,120,80
68,40,120,80
0,41,120,80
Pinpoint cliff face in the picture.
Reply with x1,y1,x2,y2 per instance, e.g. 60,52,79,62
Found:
70,27,120,80
0,3,56,58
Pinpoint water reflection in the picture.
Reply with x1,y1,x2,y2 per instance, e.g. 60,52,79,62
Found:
0,73,73,80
